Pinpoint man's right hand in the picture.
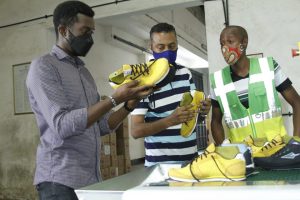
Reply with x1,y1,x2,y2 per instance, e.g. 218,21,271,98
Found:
112,80,154,104
166,105,196,127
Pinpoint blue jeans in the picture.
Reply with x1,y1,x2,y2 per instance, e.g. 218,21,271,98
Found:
36,182,79,200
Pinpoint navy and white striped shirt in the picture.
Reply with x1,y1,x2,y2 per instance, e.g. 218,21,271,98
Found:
131,65,197,167
26,45,112,189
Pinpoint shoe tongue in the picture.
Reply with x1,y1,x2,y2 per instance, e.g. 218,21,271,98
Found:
216,146,239,159
122,64,133,76
244,135,254,145
244,135,267,147
206,143,216,153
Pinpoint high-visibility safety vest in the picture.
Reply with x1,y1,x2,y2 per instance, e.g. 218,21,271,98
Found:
210,57,287,142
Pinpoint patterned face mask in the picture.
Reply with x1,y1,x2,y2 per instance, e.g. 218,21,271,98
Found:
222,45,243,65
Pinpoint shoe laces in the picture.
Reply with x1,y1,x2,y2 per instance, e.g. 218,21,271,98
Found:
189,149,238,182
261,138,283,152
130,63,149,78
130,59,158,79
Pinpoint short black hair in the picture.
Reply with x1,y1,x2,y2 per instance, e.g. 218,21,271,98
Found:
222,25,248,42
150,23,176,40
53,1,94,38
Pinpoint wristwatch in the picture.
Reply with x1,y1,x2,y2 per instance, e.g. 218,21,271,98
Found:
108,96,118,107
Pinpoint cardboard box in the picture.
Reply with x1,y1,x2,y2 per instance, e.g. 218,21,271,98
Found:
110,132,117,144
101,134,110,143
117,166,125,176
111,155,118,167
100,167,110,180
110,167,118,178
110,143,117,156
100,155,111,168
101,143,111,156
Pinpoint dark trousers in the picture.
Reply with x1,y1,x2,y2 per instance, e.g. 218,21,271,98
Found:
36,182,79,200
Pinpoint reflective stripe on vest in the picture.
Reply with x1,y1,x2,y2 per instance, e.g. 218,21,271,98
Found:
226,107,282,129
210,57,286,141
249,58,275,111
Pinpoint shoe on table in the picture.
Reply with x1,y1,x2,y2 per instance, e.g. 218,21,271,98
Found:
254,136,300,170
108,58,174,89
221,140,255,177
169,181,246,187
179,90,206,138
168,143,246,182
244,135,285,158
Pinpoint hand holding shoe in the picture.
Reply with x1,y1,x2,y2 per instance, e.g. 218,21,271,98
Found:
166,105,195,127
199,97,211,116
112,80,154,104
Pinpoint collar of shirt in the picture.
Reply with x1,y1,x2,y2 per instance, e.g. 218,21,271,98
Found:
51,45,85,67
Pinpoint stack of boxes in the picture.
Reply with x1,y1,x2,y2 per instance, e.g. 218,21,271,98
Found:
100,117,132,181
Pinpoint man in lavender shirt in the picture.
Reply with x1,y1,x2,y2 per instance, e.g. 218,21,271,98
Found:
26,1,154,199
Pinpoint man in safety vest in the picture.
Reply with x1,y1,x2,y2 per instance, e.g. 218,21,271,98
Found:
210,25,300,145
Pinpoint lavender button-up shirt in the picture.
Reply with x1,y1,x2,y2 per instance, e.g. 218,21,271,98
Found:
26,45,112,189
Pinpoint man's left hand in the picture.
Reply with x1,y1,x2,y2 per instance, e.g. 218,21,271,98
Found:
199,97,211,115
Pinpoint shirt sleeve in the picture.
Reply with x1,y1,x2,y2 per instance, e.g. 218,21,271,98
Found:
187,69,197,91
273,59,292,92
98,110,116,136
131,98,150,115
26,57,87,139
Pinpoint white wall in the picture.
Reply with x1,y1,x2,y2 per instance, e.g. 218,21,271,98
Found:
205,0,300,136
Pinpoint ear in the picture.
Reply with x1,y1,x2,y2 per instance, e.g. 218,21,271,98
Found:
242,37,248,49
58,25,68,38
147,39,153,50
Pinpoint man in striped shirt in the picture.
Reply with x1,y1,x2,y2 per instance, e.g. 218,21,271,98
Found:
131,23,211,167
210,25,300,145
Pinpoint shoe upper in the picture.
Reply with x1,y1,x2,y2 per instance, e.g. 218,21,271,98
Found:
244,135,285,158
180,90,205,138
254,137,300,169
109,58,173,89
221,139,255,176
168,143,246,181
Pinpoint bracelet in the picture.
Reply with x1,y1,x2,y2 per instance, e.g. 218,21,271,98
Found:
108,96,118,107
124,101,134,112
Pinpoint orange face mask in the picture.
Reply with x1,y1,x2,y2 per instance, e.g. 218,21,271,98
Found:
222,45,242,65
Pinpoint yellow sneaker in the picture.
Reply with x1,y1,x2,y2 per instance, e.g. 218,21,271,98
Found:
192,180,246,187
169,180,246,187
168,143,246,182
244,135,285,158
180,90,206,138
109,58,173,89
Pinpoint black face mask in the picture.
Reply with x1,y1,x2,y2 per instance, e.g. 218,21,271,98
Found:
67,30,94,57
